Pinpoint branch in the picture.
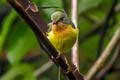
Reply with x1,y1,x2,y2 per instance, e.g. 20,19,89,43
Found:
85,27,120,80
97,0,118,57
72,0,79,69
95,43,120,80
34,60,54,77
7,0,84,80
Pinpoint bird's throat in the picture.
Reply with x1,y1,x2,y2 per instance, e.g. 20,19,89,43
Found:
52,22,68,32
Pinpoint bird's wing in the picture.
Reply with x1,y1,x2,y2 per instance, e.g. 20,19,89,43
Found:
63,19,76,29
61,10,76,29
47,22,53,32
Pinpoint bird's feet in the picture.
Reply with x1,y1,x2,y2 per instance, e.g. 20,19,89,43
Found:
56,52,71,73
56,52,61,59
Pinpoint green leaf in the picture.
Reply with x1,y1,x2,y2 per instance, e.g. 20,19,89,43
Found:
0,10,17,52
83,0,112,22
78,17,92,34
0,64,36,80
85,9,105,22
78,35,99,73
0,0,5,3
78,0,103,13
6,20,38,65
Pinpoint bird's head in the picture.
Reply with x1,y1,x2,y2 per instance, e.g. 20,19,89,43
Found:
51,11,65,24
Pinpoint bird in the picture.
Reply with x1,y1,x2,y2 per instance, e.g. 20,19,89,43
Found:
46,11,78,80
47,11,78,56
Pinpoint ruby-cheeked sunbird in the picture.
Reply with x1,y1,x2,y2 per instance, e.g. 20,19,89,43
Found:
46,11,78,80
47,11,78,55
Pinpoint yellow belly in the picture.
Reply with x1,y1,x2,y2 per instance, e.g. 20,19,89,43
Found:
47,24,78,53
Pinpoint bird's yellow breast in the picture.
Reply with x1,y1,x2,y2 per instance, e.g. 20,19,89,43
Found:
47,22,78,53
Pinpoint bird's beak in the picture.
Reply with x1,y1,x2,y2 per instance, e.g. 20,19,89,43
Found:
53,22,56,24
53,21,58,24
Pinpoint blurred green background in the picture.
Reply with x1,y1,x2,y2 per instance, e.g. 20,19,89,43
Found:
0,0,120,80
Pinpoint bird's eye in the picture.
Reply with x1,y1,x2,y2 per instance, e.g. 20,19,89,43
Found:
60,17,64,21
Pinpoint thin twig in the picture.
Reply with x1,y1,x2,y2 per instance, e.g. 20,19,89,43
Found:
72,0,79,69
34,60,54,77
85,27,120,80
97,0,118,57
95,43,120,80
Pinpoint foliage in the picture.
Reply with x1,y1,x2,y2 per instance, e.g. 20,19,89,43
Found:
0,64,35,80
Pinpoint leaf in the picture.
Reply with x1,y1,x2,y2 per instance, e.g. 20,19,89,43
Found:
0,10,16,52
0,64,36,80
78,0,103,13
78,17,92,34
83,0,112,22
0,0,5,3
78,35,99,73
6,20,38,66
85,9,105,22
